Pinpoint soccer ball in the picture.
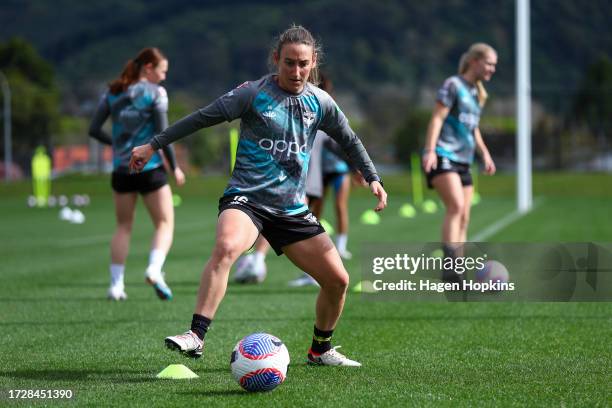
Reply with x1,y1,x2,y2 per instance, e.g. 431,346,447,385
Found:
475,260,509,283
230,333,290,392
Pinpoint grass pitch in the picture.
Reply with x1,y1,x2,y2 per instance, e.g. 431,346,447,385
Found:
0,173,610,406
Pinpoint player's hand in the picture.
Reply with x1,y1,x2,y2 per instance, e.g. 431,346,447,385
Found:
129,144,154,173
174,167,186,186
422,150,437,173
482,152,496,175
370,181,387,212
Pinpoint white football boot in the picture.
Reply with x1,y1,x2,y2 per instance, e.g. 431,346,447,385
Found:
233,254,266,284
165,330,204,359
107,282,127,301
250,259,267,283
307,346,361,367
288,273,319,287
338,249,353,260
145,268,173,300
233,254,255,283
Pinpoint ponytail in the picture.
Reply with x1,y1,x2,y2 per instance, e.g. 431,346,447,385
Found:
108,47,166,94
475,81,488,108
109,59,141,94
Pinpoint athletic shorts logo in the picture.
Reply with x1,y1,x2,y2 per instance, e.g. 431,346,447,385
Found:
440,157,451,170
303,213,318,224
230,195,249,205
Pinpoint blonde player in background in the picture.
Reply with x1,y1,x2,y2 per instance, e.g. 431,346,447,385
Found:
422,43,497,283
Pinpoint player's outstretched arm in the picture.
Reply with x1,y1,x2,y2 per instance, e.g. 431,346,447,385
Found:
370,181,387,212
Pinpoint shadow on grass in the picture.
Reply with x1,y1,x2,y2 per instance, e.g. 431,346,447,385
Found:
39,282,109,289
340,314,612,322
0,368,158,383
181,286,319,296
0,297,154,303
179,389,248,397
1,313,606,329
0,317,184,327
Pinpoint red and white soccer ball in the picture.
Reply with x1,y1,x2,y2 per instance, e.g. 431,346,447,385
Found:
475,260,510,283
230,333,290,392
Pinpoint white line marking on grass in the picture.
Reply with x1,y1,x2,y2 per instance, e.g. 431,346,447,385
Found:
471,197,544,241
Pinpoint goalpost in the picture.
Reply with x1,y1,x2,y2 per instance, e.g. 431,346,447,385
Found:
516,0,533,213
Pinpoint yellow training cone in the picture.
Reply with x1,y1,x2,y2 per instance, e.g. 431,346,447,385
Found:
172,194,183,207
422,199,438,214
399,203,416,218
156,364,198,379
352,280,376,293
360,210,380,225
320,218,335,235
429,248,444,259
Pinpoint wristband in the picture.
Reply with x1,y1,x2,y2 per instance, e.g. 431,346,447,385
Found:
368,176,383,187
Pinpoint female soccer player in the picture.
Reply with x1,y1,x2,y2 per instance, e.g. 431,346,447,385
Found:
89,47,185,301
422,43,497,281
130,25,386,366
233,75,356,287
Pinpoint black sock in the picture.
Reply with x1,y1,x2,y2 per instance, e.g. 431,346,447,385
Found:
442,244,465,284
191,314,212,341
443,243,457,259
311,326,334,354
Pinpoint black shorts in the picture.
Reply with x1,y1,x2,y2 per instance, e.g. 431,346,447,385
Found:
425,156,473,189
218,196,325,256
111,167,168,194
322,172,348,193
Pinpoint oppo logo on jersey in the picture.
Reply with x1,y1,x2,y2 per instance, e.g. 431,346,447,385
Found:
259,138,307,158
458,112,480,129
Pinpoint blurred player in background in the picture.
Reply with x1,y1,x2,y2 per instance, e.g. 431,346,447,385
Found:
31,146,51,207
130,25,386,366
89,47,185,301
422,42,497,282
307,73,356,261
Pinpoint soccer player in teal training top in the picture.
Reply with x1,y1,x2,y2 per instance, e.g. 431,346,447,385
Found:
129,25,387,366
89,47,186,302
422,43,497,282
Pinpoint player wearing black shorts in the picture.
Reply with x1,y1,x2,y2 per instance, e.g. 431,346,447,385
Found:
422,43,497,282
89,47,185,301
218,195,325,256
425,155,473,189
130,26,387,366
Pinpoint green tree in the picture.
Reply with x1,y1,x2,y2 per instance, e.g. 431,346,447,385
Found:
0,38,60,171
393,109,431,166
168,93,227,172
573,55,612,145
